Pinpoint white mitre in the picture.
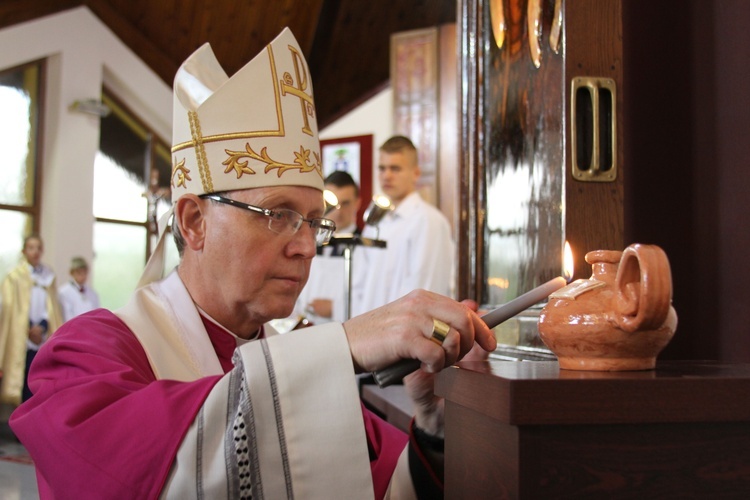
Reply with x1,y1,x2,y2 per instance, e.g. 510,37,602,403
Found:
170,27,323,198
140,28,322,286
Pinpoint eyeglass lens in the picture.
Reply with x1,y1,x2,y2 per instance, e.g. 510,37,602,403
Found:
266,209,334,244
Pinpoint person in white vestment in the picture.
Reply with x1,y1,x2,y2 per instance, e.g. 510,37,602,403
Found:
10,29,496,499
0,234,63,405
57,256,100,322
351,135,456,318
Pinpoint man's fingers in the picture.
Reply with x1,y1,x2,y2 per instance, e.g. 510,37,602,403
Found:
473,313,497,351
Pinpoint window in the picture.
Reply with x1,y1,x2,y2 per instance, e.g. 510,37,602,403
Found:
0,61,44,276
92,90,177,308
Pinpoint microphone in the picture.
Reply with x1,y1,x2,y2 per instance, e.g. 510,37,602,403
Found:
324,189,340,215
363,195,393,226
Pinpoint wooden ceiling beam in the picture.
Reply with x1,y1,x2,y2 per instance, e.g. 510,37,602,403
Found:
0,0,80,31
84,0,177,85
0,0,457,126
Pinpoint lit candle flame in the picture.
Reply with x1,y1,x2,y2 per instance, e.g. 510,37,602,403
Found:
563,241,574,281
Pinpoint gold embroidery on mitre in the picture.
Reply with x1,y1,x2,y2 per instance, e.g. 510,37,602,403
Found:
188,111,214,193
222,144,322,179
172,158,191,188
222,146,257,178
173,38,321,187
171,42,287,154
280,45,315,137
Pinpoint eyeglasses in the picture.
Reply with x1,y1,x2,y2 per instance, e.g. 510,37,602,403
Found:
201,194,336,245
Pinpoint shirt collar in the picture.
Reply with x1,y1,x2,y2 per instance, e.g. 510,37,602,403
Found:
29,263,54,287
390,191,421,219
197,305,260,345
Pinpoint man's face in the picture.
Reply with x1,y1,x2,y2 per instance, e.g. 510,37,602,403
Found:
378,149,419,204
22,237,43,267
325,184,360,231
196,185,323,329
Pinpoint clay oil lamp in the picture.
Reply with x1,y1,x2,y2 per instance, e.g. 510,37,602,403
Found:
538,243,678,371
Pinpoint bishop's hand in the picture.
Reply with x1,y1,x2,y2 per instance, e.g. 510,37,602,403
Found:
342,291,496,376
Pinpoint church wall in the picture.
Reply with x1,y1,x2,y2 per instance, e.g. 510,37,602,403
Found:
320,86,394,198
0,6,171,281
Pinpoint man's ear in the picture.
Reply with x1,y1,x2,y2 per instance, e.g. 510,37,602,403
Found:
174,195,206,251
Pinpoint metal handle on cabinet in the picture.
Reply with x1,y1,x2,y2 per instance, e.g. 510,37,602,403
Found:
571,77,617,182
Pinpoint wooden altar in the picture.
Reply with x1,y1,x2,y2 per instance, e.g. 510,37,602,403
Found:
435,360,750,498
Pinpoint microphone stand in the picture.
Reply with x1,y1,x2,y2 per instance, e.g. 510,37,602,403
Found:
325,233,386,320
324,195,392,319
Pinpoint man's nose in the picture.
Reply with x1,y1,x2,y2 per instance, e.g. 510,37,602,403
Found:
289,223,318,257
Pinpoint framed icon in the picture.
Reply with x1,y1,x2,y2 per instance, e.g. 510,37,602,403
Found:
320,134,373,227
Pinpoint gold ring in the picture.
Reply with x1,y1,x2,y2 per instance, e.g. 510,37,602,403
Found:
430,318,450,346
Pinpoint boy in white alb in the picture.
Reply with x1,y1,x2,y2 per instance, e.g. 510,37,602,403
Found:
57,256,100,321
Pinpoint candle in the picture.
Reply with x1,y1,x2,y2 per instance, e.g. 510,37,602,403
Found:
372,276,568,387
480,276,567,328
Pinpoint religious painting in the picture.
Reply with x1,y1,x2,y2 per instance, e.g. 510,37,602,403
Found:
320,134,373,225
391,27,440,205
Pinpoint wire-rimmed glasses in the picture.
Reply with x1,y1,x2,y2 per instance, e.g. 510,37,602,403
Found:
200,194,336,245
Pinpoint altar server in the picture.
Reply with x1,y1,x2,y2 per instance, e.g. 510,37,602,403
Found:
351,136,455,317
57,256,100,321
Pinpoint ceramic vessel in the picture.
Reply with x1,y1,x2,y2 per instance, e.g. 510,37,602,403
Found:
538,243,678,371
